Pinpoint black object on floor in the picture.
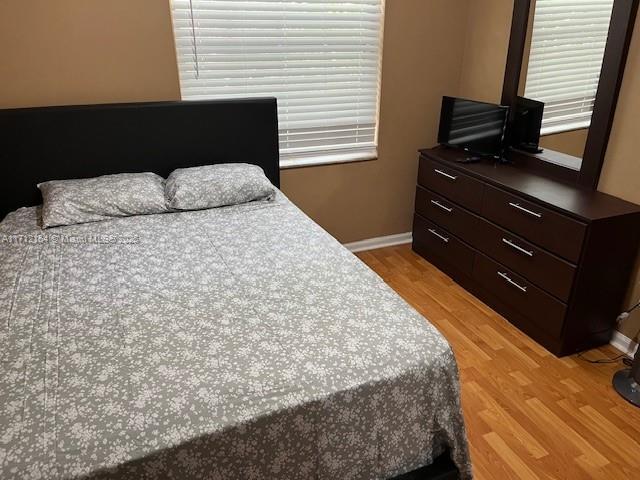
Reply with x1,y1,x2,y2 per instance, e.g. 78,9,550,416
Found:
613,348,640,407
391,451,459,480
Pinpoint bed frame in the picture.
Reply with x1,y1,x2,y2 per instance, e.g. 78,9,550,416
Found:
0,99,280,220
0,99,460,479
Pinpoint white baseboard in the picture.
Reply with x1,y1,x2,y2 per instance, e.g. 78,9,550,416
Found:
344,232,412,253
610,330,638,356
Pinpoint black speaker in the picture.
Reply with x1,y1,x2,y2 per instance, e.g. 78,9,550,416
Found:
511,96,544,154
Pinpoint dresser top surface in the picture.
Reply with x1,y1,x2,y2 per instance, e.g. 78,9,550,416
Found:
420,147,640,222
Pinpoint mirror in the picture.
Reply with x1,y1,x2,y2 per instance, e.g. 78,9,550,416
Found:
502,0,638,189
518,0,615,170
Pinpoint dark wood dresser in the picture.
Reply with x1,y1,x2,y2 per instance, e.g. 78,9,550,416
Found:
412,146,640,356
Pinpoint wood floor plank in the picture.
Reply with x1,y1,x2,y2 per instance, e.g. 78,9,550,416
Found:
356,245,639,480
610,405,640,436
525,397,610,467
483,432,542,480
466,381,549,460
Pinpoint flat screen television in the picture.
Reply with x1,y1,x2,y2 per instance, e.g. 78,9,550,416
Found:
437,96,509,159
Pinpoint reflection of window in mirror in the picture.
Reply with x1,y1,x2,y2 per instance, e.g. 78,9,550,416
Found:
519,0,615,167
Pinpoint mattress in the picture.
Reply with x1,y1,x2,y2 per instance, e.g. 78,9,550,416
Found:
0,192,472,479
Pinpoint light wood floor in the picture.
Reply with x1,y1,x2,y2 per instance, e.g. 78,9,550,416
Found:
356,245,640,480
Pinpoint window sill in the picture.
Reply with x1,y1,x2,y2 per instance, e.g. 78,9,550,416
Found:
280,149,378,169
540,122,590,137
531,149,583,171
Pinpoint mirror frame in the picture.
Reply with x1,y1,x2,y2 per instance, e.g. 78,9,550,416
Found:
501,0,639,190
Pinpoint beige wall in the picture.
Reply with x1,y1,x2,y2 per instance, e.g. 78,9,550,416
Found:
458,0,513,104
0,0,181,108
598,15,640,341
539,129,588,158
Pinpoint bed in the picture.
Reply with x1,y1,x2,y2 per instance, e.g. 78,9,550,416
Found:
0,100,472,479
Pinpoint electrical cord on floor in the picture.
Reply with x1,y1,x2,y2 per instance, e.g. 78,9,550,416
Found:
580,301,639,365
576,352,627,364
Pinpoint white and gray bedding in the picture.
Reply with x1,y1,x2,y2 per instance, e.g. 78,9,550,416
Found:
166,163,276,211
0,192,472,480
38,172,168,229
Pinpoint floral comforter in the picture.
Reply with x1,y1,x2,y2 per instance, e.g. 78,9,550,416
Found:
0,192,472,479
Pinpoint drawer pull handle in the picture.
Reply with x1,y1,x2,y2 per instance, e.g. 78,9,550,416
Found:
497,271,528,293
508,202,542,219
434,169,458,181
428,228,450,243
502,238,534,257
430,200,453,213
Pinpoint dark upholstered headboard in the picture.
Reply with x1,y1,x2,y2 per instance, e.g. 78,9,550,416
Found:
0,98,280,220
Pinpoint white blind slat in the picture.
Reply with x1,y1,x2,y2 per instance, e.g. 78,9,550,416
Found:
524,0,614,133
171,0,384,164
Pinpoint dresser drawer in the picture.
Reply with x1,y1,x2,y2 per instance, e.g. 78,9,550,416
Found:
476,219,576,301
473,254,567,338
413,214,475,277
418,157,484,213
415,186,482,246
481,185,587,263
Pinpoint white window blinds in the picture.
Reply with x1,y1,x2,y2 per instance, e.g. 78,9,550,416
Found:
171,0,384,166
524,0,614,135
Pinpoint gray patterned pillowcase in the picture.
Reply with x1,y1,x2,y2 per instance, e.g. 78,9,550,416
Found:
38,172,168,229
165,163,276,211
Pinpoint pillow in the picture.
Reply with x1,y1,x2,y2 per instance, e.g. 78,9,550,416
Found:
165,163,275,211
38,172,168,229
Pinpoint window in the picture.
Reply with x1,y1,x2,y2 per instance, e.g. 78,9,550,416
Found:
524,0,614,135
170,0,384,167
